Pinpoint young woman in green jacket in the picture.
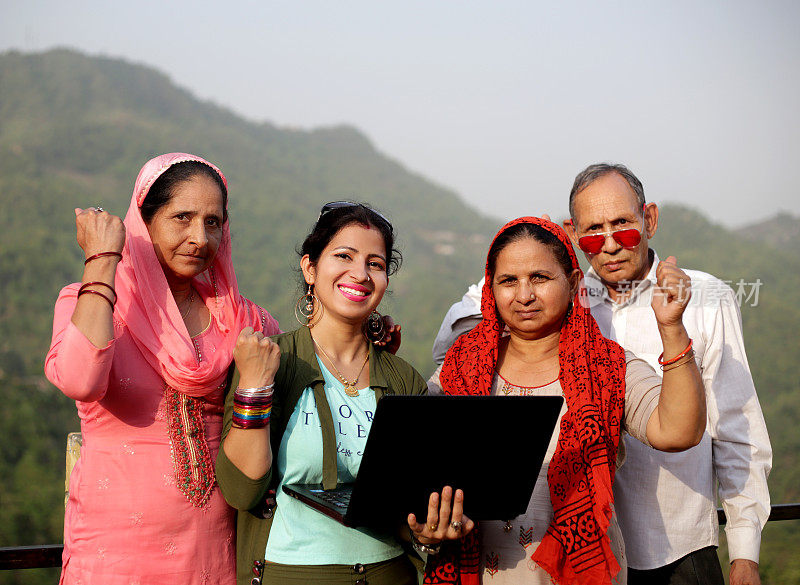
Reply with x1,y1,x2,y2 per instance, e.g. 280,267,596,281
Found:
216,203,473,585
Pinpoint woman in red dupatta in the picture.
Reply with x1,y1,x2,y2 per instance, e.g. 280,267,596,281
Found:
45,153,280,584
425,217,706,585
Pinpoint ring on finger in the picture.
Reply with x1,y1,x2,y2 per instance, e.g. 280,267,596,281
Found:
429,523,438,531
450,521,463,531
93,206,104,212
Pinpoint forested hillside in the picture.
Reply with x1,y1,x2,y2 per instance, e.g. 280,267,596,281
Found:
739,211,800,254
0,48,498,585
0,49,797,584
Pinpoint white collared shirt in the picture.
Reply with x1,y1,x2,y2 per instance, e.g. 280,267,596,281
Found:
431,278,485,365
431,251,772,568
585,250,771,568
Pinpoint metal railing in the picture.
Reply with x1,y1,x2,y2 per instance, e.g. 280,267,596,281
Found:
719,502,800,524
0,545,62,570
3,504,799,571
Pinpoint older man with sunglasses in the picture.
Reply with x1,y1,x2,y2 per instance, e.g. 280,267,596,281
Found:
431,163,771,585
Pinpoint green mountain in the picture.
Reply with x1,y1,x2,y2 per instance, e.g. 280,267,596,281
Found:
0,49,797,584
0,48,500,374
739,211,800,255
0,48,499,585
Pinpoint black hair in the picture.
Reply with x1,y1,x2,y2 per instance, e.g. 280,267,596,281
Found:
487,222,574,278
140,161,228,224
299,203,402,280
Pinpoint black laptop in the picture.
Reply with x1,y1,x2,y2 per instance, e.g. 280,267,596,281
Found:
283,394,563,531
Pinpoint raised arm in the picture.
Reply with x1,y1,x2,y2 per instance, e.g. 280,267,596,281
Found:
645,256,707,451
70,208,126,347
44,208,125,401
220,328,281,480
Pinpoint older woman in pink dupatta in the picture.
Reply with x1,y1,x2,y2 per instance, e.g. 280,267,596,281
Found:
45,153,280,585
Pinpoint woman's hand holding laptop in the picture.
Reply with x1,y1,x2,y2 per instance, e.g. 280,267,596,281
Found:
406,486,474,555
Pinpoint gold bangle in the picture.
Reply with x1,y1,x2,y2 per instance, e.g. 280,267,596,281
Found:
661,350,696,372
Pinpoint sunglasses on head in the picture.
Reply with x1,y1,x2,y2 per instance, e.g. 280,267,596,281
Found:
576,205,646,255
318,201,393,229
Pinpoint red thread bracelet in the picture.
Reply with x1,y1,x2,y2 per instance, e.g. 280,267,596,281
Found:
78,288,115,310
84,251,122,265
658,339,693,366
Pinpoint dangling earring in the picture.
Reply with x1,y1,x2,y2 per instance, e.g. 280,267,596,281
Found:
363,310,386,343
294,284,318,326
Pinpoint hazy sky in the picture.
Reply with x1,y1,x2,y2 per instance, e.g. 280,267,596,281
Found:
3,0,798,226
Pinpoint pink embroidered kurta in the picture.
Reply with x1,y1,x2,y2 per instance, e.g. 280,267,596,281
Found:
46,285,279,585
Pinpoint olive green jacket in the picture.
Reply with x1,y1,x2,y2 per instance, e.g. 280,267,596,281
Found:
215,326,427,585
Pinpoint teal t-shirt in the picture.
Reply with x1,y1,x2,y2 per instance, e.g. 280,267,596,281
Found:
264,359,404,564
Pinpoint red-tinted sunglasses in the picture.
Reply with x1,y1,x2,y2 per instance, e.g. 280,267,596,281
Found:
577,228,642,255
576,204,647,255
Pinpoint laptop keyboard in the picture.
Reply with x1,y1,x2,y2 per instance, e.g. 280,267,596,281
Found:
310,486,354,509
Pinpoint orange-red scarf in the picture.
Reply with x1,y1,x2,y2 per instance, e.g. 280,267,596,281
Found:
428,217,625,585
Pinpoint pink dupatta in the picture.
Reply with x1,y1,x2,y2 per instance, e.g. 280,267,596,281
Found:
114,153,276,397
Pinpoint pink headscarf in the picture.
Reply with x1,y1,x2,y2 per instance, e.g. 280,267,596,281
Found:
114,153,271,397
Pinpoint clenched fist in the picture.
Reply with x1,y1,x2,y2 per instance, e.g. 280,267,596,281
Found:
233,327,281,388
75,207,126,258
651,256,692,328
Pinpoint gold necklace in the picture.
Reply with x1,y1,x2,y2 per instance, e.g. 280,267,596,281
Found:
179,290,195,320
313,339,369,397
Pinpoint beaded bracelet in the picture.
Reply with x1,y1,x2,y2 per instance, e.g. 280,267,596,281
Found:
77,288,115,310
84,251,122,265
657,339,693,368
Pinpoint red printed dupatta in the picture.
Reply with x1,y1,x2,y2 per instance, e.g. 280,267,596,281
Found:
429,217,626,585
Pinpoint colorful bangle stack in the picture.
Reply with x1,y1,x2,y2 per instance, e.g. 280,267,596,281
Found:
78,281,117,310
232,384,274,429
658,339,695,371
